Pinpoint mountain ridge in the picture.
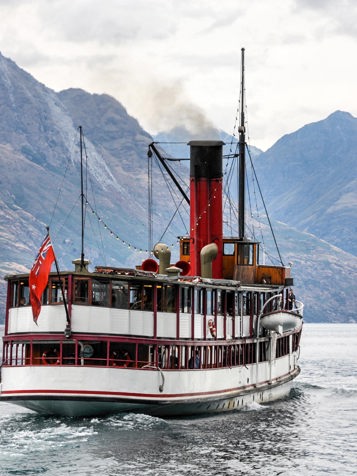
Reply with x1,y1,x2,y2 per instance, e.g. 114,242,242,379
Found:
255,110,357,256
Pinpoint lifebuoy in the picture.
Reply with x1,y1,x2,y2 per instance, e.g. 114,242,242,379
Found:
208,319,216,338
110,350,132,367
41,352,48,365
122,351,132,367
42,350,60,365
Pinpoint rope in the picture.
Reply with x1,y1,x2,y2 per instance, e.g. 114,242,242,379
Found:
246,147,284,266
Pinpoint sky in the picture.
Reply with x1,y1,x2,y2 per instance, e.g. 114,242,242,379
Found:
1,0,356,150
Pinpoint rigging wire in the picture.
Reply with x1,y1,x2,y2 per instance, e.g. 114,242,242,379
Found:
152,150,190,237
246,146,284,266
48,154,73,232
53,195,82,242
157,196,187,244
248,146,266,250
47,128,80,234
81,131,107,265
153,164,189,242
84,197,177,253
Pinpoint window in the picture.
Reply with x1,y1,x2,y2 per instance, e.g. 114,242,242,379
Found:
206,289,214,315
218,290,226,315
92,280,109,307
180,286,192,313
223,242,235,256
130,284,153,311
194,288,203,314
12,280,30,307
143,285,153,311
112,281,128,309
49,278,67,304
130,284,144,310
227,292,234,315
74,279,89,303
158,285,176,312
237,243,253,265
166,285,176,312
182,240,190,256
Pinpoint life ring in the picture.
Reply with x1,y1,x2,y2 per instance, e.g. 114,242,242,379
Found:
42,350,60,365
110,350,132,367
208,319,216,338
122,351,132,368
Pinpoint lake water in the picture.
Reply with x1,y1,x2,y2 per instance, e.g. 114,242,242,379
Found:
0,323,356,475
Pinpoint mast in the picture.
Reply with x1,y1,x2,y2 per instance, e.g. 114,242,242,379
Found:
79,125,85,268
238,47,246,240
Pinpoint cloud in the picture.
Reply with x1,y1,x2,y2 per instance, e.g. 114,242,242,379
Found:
293,0,357,38
1,0,356,150
38,0,178,44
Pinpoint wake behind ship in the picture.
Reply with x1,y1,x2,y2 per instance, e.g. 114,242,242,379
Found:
0,50,303,417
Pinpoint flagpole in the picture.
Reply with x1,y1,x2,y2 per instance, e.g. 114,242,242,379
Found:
47,226,72,338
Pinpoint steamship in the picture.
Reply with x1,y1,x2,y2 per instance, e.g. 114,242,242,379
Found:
0,50,303,417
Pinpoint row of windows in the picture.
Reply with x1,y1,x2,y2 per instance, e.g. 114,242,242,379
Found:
10,276,281,316
3,332,301,370
181,240,255,265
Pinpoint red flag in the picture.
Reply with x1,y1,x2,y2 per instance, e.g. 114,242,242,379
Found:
29,234,55,323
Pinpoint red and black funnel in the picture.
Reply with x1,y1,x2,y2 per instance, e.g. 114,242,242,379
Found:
189,141,224,278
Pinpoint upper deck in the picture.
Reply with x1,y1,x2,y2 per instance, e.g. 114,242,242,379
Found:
4,266,284,340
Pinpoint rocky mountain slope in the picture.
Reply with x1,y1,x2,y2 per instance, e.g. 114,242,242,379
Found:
0,52,356,323
254,110,357,256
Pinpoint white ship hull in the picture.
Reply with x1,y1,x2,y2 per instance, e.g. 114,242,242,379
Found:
0,360,299,417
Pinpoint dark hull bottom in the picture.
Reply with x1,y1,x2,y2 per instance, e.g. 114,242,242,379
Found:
1,370,299,418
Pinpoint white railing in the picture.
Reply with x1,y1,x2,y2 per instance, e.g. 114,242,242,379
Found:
294,300,304,316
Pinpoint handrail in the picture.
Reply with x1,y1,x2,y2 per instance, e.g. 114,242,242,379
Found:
294,300,304,316
142,364,165,392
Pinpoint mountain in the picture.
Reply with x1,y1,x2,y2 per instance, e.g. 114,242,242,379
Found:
254,111,357,256
0,52,356,323
0,52,158,319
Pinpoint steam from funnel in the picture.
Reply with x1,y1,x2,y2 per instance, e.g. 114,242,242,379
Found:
141,80,220,138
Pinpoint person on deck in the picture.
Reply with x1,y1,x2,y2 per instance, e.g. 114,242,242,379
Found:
287,288,296,310
189,350,201,369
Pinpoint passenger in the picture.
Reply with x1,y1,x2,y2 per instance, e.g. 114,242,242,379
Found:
170,354,179,368
131,292,146,310
143,292,153,311
19,297,26,306
287,288,296,310
189,350,201,369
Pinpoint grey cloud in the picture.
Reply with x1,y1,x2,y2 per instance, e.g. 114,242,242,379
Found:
36,0,178,45
293,0,357,38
